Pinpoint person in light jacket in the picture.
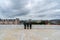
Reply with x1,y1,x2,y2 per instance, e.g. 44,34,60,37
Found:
29,19,32,29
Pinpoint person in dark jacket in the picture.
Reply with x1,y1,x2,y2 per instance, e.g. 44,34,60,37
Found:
23,21,27,29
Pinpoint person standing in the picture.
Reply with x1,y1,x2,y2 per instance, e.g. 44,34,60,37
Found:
29,19,32,29
23,19,32,29
26,20,30,29
23,21,27,29
26,22,29,29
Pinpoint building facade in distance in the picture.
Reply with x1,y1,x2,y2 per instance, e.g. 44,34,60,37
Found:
0,18,20,25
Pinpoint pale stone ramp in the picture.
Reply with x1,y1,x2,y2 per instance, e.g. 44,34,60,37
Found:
0,28,60,40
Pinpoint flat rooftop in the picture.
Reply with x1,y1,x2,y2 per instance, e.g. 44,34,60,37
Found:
0,25,60,40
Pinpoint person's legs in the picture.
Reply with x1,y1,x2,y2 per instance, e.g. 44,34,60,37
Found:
24,24,26,29
27,23,29,29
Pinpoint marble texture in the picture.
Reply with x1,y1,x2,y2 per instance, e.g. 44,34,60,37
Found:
0,25,60,40
0,28,60,40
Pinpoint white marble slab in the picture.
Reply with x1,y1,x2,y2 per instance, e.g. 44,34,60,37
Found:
0,25,60,40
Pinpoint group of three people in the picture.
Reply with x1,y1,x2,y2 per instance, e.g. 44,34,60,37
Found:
23,19,32,29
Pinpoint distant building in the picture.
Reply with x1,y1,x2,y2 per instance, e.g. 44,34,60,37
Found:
0,18,20,25
49,19,60,25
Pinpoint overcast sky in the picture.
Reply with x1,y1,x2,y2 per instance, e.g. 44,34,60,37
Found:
0,0,60,20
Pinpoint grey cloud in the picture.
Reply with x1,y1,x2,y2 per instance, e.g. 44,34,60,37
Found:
38,15,46,17
0,0,60,20
9,10,30,18
0,0,30,18
50,12,60,17
11,0,28,9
